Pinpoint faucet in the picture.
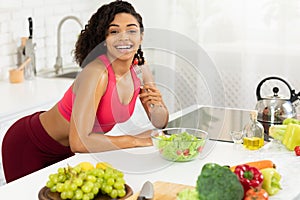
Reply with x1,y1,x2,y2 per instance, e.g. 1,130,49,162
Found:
54,16,83,74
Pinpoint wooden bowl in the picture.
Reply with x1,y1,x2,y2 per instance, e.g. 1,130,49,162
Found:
9,69,24,83
38,184,133,200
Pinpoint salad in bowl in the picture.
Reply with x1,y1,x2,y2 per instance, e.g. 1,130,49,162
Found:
151,128,208,162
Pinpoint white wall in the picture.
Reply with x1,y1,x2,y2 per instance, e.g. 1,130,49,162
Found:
1,0,300,111
0,0,102,76
133,0,300,111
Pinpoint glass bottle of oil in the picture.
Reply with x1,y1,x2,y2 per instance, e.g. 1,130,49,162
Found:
243,110,264,150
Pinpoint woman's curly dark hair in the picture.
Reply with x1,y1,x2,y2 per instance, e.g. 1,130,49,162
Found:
74,0,144,67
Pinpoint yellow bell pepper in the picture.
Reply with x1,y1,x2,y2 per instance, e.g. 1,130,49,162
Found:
269,125,287,141
282,123,300,151
260,168,282,196
282,118,300,125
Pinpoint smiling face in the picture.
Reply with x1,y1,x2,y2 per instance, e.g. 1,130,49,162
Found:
105,13,143,63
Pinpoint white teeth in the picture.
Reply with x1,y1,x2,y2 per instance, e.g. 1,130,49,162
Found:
116,45,131,49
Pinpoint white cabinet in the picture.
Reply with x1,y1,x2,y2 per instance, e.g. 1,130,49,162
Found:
0,77,73,186
0,102,56,185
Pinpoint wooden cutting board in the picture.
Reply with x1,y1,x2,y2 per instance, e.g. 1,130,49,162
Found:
125,181,194,200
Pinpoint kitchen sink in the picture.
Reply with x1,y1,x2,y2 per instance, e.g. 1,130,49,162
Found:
38,67,81,79
55,71,79,78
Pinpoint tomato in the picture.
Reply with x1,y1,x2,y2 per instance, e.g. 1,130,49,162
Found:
197,146,203,152
183,149,190,156
294,146,300,156
244,188,269,200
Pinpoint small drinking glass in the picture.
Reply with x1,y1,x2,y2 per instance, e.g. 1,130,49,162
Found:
230,131,244,144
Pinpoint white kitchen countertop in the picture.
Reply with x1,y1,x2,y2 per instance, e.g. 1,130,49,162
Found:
0,140,299,199
0,77,73,120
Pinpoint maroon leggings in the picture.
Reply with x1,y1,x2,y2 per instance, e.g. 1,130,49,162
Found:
1,112,74,183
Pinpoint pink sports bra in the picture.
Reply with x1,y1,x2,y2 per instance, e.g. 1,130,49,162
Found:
58,54,141,133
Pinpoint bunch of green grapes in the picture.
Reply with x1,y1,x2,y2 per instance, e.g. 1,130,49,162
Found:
45,164,126,200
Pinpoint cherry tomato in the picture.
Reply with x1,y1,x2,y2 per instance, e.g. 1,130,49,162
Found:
294,146,300,156
244,188,269,200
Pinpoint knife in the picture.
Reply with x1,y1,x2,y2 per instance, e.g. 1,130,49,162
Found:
25,17,36,76
137,181,154,200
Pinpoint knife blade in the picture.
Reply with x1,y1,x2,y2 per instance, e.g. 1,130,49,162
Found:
137,181,154,200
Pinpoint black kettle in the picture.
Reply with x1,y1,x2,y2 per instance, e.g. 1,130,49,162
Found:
255,76,300,134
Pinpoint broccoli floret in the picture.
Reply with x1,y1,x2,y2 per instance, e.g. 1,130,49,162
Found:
196,163,244,200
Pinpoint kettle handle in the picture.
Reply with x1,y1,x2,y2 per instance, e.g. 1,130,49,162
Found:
256,76,294,101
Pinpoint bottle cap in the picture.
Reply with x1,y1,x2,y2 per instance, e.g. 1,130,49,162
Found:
250,110,258,119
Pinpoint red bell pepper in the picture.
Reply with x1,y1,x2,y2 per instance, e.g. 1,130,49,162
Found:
295,146,300,156
234,164,264,196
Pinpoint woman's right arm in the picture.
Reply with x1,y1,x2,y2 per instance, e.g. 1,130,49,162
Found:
68,60,152,153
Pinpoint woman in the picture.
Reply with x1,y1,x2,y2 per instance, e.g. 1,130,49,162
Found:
2,0,168,183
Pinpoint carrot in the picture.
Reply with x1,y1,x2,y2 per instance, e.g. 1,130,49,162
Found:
230,160,276,172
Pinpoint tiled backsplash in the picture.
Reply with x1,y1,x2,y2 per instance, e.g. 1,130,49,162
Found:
0,0,99,79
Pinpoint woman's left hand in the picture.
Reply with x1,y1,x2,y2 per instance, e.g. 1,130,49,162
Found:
139,84,163,107
139,84,169,128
